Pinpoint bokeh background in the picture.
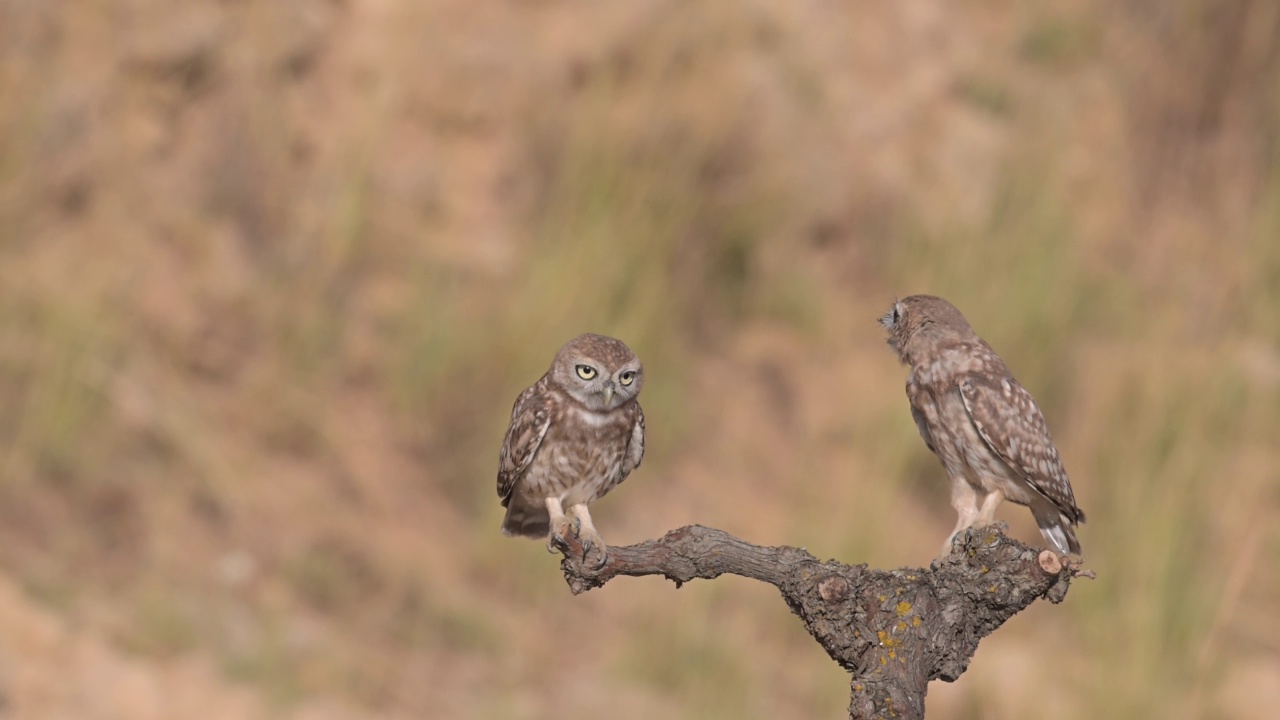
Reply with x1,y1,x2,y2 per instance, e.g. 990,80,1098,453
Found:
2,0,1279,718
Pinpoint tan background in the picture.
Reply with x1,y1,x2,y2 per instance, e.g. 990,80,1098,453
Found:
1,0,1278,718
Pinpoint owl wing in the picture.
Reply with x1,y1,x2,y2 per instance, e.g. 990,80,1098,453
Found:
905,375,937,454
497,378,553,507
619,403,646,479
958,374,1083,522
909,404,937,454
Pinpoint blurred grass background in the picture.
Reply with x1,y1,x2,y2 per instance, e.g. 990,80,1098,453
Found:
1,0,1278,718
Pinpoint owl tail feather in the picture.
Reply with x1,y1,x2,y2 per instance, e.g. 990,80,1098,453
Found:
501,497,551,538
1031,497,1082,556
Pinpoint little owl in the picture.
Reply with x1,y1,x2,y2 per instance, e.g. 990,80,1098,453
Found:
880,295,1085,556
496,333,645,567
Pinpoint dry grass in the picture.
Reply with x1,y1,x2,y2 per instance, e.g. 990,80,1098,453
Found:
0,0,1278,718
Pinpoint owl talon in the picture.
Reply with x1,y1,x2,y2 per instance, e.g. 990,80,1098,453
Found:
575,525,608,571
579,538,608,571
589,546,608,571
547,520,574,554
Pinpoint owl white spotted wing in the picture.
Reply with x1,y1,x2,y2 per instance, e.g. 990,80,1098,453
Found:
497,377,553,507
957,374,1084,523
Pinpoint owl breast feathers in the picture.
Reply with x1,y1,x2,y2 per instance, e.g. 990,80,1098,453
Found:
882,295,1086,556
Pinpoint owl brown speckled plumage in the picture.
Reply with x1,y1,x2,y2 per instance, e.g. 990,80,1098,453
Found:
497,333,645,567
880,295,1086,557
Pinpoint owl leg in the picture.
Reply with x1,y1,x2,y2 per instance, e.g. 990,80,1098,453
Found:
569,503,608,570
544,497,573,554
974,488,1005,527
942,478,981,556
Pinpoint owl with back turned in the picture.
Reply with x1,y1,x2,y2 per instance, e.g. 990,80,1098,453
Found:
880,295,1086,557
497,333,645,567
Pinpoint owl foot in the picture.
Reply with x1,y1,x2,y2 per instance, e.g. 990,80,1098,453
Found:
574,524,609,571
545,516,607,569
547,516,577,555
565,504,608,570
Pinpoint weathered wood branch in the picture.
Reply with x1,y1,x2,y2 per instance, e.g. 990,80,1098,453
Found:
554,523,1091,720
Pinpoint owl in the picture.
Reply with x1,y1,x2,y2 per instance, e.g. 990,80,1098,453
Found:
496,333,645,567
879,295,1086,557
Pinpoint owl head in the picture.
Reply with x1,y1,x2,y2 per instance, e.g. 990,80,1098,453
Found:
879,294,975,365
549,333,644,411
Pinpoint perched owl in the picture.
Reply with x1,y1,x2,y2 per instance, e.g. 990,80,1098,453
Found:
880,295,1086,556
497,333,645,567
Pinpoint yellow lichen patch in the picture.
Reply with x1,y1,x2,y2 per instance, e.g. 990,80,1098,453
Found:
877,594,888,602
911,616,921,627
876,630,898,648
895,620,908,633
980,565,989,573
895,600,912,616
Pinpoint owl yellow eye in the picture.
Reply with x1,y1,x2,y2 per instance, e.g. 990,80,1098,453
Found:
575,365,598,380
618,370,636,386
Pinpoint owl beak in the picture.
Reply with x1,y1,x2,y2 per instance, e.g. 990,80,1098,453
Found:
602,383,615,405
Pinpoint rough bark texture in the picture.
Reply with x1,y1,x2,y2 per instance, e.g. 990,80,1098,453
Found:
554,523,1091,720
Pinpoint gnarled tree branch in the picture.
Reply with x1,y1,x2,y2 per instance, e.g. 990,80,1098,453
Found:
554,524,1091,720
